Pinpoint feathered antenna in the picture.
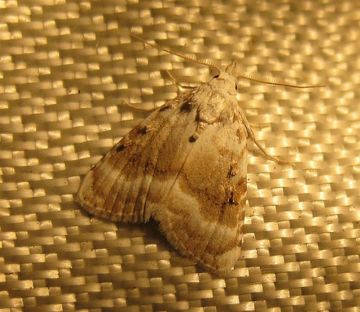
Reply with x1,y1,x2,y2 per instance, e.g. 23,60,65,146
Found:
130,33,220,72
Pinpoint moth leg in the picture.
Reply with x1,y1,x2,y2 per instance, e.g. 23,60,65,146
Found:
251,132,292,164
250,123,268,129
250,135,288,164
165,70,196,90
119,100,160,112
239,109,291,164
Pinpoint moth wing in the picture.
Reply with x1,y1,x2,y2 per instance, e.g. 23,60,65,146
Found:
76,95,199,223
153,121,248,273
77,90,247,272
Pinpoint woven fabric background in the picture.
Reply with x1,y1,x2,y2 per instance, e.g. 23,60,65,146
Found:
1,0,360,311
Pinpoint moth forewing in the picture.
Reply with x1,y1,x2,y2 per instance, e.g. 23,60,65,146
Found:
76,69,251,272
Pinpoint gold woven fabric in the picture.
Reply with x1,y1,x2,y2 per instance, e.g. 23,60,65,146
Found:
1,0,359,311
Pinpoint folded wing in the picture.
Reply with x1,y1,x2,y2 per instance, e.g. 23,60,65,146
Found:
76,91,247,272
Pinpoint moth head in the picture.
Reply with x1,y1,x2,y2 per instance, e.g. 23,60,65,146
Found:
210,70,238,95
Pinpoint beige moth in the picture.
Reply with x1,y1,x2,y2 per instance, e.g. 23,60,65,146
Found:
76,35,315,273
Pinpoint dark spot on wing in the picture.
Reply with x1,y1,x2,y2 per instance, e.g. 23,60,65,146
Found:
180,100,192,112
228,162,239,177
159,103,172,112
189,133,198,142
138,125,151,134
116,144,125,152
229,192,239,205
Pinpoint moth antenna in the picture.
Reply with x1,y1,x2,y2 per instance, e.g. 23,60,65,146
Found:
130,33,221,72
236,73,325,89
226,62,325,89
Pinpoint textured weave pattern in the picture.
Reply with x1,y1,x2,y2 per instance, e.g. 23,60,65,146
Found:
1,0,360,311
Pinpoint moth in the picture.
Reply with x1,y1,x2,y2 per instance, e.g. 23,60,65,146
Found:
76,35,317,273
